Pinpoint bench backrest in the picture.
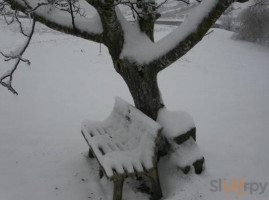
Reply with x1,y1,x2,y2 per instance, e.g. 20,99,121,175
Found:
103,97,162,149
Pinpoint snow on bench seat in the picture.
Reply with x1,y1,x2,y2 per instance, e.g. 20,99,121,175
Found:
81,97,162,179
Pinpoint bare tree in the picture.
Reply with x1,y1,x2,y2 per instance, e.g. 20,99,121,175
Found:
1,0,249,120
0,1,250,198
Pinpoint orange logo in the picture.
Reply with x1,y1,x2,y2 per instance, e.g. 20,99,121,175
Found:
210,178,267,199
222,178,244,199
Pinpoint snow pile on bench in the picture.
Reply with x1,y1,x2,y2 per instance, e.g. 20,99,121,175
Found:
157,108,204,174
157,108,195,139
81,97,162,178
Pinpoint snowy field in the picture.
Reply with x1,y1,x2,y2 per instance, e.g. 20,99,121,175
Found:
1,18,269,200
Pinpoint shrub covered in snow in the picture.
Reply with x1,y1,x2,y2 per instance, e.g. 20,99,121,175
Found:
235,1,269,44
220,15,235,31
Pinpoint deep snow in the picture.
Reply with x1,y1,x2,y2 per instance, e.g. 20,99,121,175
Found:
1,19,269,200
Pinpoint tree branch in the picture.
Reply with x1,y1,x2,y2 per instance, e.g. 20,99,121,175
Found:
0,16,35,95
94,3,124,59
3,0,103,43
150,0,248,73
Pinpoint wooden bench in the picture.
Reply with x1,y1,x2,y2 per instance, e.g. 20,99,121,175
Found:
81,97,163,200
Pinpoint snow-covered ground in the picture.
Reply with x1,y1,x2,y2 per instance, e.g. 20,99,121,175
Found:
1,19,269,200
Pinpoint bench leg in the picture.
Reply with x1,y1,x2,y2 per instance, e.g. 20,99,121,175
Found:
193,157,205,174
99,168,104,178
113,178,124,200
147,168,162,200
88,148,94,159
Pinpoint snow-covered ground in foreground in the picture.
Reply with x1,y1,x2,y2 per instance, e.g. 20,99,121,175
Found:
1,19,269,200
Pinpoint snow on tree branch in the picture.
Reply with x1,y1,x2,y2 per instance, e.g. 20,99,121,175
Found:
1,0,250,95
119,0,248,72
3,0,103,43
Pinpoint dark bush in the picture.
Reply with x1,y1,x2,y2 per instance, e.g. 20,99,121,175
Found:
236,1,269,44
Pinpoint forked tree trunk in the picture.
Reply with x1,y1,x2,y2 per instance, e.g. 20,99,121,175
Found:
114,60,164,120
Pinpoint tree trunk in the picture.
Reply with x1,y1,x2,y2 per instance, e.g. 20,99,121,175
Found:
114,60,164,120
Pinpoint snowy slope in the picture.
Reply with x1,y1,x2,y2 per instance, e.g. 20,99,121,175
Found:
157,0,198,19
1,19,269,200
158,0,253,19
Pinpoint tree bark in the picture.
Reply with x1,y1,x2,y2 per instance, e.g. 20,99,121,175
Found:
114,60,164,120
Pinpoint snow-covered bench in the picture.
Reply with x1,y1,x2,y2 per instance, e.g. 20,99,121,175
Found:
81,97,163,200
